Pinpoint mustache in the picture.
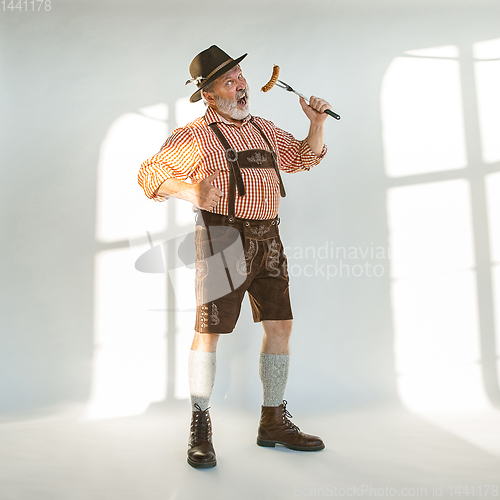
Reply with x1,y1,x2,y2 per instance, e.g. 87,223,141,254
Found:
236,88,248,99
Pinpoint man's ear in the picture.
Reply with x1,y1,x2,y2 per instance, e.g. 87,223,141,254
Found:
202,90,215,105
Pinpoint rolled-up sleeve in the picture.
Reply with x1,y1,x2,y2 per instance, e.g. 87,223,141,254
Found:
138,127,200,201
274,126,327,173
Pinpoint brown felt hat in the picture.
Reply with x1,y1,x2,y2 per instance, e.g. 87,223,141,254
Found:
186,45,247,103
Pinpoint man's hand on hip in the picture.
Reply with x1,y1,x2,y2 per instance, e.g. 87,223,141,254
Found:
191,170,223,211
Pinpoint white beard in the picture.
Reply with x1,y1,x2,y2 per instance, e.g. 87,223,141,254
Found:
213,86,250,121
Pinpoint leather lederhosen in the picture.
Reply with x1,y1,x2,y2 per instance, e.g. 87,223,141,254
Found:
206,118,286,221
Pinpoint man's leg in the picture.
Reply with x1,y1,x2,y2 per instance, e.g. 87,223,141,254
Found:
259,320,292,406
191,331,220,351
261,319,292,354
257,319,325,451
187,332,219,469
189,332,219,410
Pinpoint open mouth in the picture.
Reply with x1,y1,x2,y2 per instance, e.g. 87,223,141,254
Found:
237,94,247,107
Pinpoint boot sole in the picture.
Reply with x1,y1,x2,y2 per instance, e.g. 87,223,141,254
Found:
256,437,325,451
187,457,217,469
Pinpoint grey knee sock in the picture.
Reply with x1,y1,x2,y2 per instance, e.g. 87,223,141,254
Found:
259,353,290,407
188,349,216,411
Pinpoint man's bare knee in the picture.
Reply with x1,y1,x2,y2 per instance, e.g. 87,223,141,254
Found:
191,331,220,352
262,319,293,338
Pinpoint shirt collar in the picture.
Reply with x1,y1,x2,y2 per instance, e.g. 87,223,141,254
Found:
204,106,252,127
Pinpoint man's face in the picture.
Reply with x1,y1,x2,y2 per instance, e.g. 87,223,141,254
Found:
206,65,250,121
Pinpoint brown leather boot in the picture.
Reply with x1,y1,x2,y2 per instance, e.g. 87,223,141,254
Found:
187,404,217,469
257,400,325,451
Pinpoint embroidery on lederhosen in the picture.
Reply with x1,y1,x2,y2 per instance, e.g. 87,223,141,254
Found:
249,225,270,238
246,152,267,165
195,228,209,308
266,239,280,272
210,302,220,325
237,239,257,275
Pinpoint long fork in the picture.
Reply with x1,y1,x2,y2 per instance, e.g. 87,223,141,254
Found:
275,80,341,120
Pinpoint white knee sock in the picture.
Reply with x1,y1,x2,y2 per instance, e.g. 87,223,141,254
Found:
188,349,217,411
259,353,289,407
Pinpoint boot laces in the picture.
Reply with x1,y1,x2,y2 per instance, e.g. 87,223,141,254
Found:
191,403,212,443
281,400,300,433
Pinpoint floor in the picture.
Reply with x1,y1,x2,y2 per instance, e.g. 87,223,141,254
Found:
1,401,500,500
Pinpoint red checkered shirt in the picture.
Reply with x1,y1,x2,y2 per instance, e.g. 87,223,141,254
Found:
138,106,327,220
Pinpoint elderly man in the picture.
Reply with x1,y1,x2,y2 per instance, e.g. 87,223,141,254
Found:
138,45,331,469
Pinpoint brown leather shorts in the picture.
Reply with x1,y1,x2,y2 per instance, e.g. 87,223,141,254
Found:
194,210,293,334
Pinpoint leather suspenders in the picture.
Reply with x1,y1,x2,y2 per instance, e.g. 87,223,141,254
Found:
248,119,286,198
207,118,286,220
207,122,246,222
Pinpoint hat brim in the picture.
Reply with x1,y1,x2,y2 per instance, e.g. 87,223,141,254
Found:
189,53,247,103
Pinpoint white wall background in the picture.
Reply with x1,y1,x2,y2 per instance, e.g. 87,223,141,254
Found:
1,0,500,421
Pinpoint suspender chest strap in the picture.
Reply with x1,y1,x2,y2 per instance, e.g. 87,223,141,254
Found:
207,119,286,219
207,122,246,197
249,118,286,198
